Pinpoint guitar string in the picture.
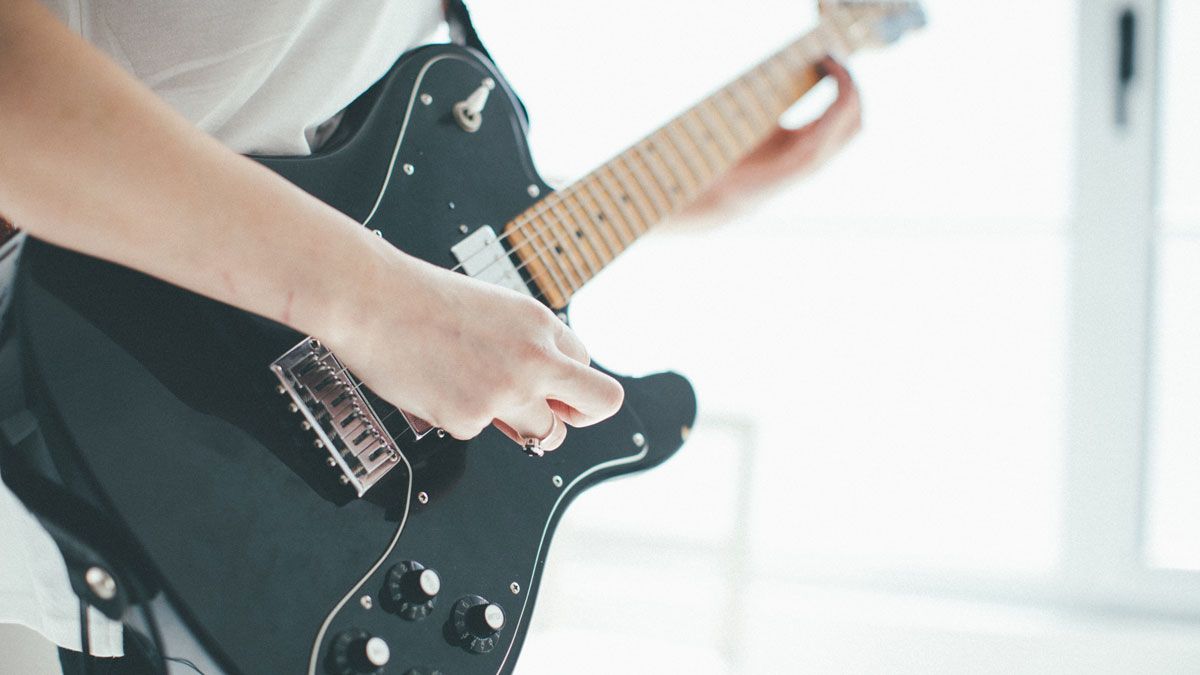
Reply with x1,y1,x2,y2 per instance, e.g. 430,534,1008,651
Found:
307,18,868,454
313,36,843,450
440,29,836,282
317,131,756,448
484,15,864,289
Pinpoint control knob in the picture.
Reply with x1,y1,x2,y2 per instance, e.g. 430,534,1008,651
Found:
384,560,440,620
450,595,505,654
327,629,389,675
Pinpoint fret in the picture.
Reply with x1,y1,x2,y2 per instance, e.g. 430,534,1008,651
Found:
546,197,605,275
580,172,638,247
681,110,733,174
781,38,819,72
762,54,799,97
525,215,581,292
621,150,675,216
696,100,741,162
730,82,769,138
649,130,704,196
558,197,609,275
608,158,662,225
750,61,785,106
596,166,651,236
497,5,903,307
556,190,614,266
822,10,861,54
562,190,621,263
662,121,714,188
746,65,786,116
809,24,845,61
731,77,772,130
713,88,756,146
620,150,669,215
535,211,591,287
635,142,688,207
580,176,637,250
505,219,570,307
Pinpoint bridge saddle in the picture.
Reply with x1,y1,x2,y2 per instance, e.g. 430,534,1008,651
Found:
271,338,428,497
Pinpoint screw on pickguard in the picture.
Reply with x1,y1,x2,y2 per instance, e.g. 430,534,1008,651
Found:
271,338,429,497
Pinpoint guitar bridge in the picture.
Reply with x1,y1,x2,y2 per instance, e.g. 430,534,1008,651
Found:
271,338,430,497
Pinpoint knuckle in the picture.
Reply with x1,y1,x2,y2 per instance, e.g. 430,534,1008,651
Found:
519,297,556,327
520,336,558,365
460,399,493,425
443,423,474,440
445,416,488,440
491,371,519,397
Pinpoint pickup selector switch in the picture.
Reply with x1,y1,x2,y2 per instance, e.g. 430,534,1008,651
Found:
384,560,440,620
450,595,505,653
327,629,389,675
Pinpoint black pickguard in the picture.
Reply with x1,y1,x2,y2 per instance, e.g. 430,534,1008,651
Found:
12,44,695,674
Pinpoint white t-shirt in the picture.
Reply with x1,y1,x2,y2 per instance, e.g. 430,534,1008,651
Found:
0,0,443,656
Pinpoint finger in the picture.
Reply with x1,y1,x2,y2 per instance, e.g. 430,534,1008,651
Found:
822,57,861,120
546,358,624,427
547,397,591,428
751,122,818,165
441,415,490,441
494,402,567,452
490,417,524,446
540,413,567,452
552,320,590,365
820,56,853,96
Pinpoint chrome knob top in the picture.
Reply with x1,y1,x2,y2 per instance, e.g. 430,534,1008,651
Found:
384,561,441,620
451,595,506,654
418,568,441,598
363,637,390,668
481,603,505,632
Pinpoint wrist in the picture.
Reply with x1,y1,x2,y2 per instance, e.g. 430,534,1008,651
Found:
300,224,422,350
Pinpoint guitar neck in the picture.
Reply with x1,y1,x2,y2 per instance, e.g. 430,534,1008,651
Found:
505,8,876,309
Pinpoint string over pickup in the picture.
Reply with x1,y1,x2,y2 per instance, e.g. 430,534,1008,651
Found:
271,338,430,496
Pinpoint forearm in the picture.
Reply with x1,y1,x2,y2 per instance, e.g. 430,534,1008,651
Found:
0,0,395,341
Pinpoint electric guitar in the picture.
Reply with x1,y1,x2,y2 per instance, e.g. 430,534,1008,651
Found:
3,3,922,673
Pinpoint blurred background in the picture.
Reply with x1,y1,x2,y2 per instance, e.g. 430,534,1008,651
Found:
3,0,1197,673
476,0,1200,673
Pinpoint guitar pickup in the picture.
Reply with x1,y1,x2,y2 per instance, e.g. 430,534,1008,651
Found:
451,225,533,297
271,338,429,496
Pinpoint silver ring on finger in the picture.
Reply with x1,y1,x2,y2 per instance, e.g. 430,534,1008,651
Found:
521,415,563,458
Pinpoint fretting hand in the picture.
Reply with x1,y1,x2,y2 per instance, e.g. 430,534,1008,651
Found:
685,56,862,220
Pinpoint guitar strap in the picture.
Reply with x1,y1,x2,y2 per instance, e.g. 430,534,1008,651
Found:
0,224,22,341
0,311,160,619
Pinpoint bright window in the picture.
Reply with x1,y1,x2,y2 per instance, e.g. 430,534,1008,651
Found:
1145,0,1200,572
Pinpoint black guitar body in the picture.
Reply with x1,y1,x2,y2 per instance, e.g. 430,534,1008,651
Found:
11,44,695,674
